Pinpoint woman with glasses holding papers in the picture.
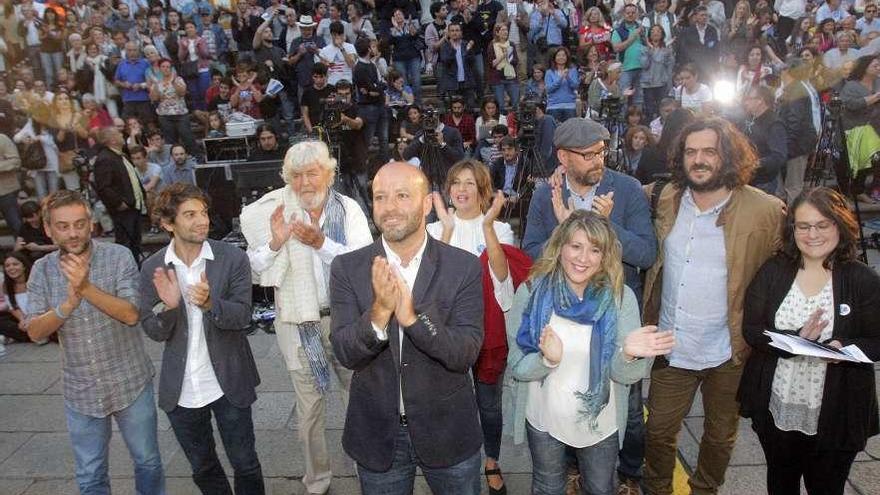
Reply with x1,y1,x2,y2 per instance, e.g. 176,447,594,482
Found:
738,186,880,495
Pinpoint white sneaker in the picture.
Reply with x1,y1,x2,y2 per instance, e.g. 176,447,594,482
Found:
34,338,49,346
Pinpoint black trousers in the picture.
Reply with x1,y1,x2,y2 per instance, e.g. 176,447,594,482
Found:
110,208,143,266
0,312,29,342
754,419,857,495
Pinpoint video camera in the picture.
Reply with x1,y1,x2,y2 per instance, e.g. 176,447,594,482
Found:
421,105,441,145
599,95,623,120
518,99,539,140
320,95,352,129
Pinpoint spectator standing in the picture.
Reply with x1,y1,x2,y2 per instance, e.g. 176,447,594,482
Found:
25,190,165,495
318,21,356,86
545,47,579,122
149,60,198,157
438,22,479,108
778,58,820,202
387,9,423,104
487,23,520,112
14,119,59,200
424,3,449,77
640,25,675,121
289,15,325,105
739,86,788,195
114,41,154,123
38,8,65,87
178,20,212,111
676,6,720,78
611,4,646,109
353,37,389,162
0,133,22,235
529,0,567,67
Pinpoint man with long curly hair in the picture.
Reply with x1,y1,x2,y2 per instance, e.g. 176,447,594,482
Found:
641,117,786,495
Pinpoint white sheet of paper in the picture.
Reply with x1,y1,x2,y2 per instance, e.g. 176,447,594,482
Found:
764,331,873,364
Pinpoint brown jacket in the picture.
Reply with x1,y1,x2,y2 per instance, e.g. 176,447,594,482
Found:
642,183,785,365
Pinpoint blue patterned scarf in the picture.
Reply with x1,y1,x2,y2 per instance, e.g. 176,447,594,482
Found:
516,271,618,429
297,189,347,395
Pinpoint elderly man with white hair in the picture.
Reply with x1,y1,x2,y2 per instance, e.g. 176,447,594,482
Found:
240,140,372,495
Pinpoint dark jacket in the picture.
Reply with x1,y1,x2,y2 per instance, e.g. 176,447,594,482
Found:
437,40,478,93
676,24,720,75
490,156,525,194
402,125,466,177
329,236,484,471
523,168,657,294
93,147,146,214
738,110,788,187
738,255,880,451
778,81,818,159
139,240,259,412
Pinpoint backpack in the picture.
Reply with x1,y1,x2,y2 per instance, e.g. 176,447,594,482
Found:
20,141,47,171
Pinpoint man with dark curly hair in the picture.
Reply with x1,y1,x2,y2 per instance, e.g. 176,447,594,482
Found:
641,117,786,495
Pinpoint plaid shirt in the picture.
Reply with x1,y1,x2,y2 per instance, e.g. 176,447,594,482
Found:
443,113,476,146
27,241,153,418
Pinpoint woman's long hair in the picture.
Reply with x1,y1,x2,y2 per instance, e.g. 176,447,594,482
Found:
529,210,624,302
849,54,879,82
781,187,859,269
3,252,32,311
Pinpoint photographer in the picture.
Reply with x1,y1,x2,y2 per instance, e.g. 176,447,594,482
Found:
353,37,388,163
328,80,368,204
402,104,466,183
289,15,325,105
302,63,335,135
529,0,567,67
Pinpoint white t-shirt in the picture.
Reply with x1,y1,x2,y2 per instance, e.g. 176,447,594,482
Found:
525,312,618,448
318,42,356,85
676,83,713,110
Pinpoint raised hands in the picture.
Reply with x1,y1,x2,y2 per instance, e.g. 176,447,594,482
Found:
152,267,181,309
623,325,675,359
291,213,325,250
551,182,573,223
539,325,563,365
269,204,294,251
432,191,456,233
483,190,506,226
60,253,90,293
188,272,211,311
592,191,614,218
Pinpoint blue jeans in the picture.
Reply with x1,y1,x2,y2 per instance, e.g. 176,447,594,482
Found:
618,380,645,482
357,424,482,495
527,421,619,495
0,189,22,235
475,378,503,460
359,103,389,163
394,58,422,104
548,108,577,123
473,53,485,95
65,382,165,495
166,395,264,494
186,70,212,111
40,51,64,86
493,80,521,113
618,69,643,110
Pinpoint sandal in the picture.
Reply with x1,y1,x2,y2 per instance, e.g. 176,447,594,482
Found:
484,467,507,495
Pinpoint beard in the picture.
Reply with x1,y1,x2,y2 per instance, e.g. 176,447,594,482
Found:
296,189,328,211
685,163,725,192
568,165,603,187
377,209,422,242
59,238,90,255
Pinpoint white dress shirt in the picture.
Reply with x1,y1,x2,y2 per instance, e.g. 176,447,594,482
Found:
165,240,224,409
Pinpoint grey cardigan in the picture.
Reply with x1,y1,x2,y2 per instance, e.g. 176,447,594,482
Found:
640,46,675,89
502,283,652,446
840,79,878,131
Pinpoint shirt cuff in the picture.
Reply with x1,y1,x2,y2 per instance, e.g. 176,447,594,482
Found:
542,355,560,368
371,321,389,341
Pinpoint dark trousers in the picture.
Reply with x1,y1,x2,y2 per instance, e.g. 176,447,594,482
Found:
619,380,645,481
359,103,390,164
110,208,143,266
475,378,503,460
166,395,265,495
158,114,199,158
754,419,856,495
0,312,29,342
0,189,22,235
121,100,156,124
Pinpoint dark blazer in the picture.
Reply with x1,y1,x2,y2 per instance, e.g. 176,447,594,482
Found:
490,156,525,194
329,236,484,471
139,240,259,413
522,168,657,294
778,81,818,159
738,255,880,451
676,24,719,75
93,147,147,214
437,40,478,93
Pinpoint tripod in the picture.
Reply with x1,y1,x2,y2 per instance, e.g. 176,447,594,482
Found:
599,105,627,173
506,131,550,240
806,98,870,261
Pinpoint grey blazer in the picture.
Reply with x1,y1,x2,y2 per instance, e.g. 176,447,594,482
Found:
139,239,259,412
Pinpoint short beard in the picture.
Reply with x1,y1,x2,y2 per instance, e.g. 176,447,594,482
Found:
568,167,602,187
378,213,422,243
685,165,725,192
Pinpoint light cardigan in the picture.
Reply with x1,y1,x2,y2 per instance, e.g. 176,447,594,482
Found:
503,283,652,446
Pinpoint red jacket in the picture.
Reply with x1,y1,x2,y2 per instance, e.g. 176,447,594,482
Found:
476,244,532,384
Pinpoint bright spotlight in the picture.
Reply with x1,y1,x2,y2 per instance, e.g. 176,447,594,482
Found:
713,80,736,105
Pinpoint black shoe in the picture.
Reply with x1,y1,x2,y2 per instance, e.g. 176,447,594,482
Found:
485,467,507,495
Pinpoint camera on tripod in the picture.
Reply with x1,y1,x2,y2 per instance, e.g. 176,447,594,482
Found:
518,98,539,141
599,95,623,119
421,105,441,145
320,95,352,129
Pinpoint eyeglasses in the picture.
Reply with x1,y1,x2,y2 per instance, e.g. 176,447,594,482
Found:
793,221,835,234
566,147,608,162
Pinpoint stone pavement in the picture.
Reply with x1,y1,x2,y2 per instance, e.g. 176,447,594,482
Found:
1,330,879,495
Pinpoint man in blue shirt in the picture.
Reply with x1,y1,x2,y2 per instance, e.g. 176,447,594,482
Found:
528,0,567,67
161,145,198,189
114,41,154,123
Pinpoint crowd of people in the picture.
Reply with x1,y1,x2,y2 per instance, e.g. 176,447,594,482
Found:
0,0,879,494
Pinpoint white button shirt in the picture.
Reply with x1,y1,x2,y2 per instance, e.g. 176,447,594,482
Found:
165,240,224,408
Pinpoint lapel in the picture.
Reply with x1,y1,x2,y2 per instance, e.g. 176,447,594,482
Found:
411,236,438,307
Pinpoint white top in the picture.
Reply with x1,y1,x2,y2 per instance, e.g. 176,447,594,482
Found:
4,292,28,313
165,240,224,409
318,42,356,85
248,193,373,309
525,312,618,448
675,84,713,110
770,278,834,435
13,120,59,173
373,232,429,416
426,214,515,311
475,114,508,140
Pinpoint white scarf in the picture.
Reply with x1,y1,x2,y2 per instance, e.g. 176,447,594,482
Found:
240,186,320,324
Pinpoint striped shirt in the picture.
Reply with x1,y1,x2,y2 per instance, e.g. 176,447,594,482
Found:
27,241,153,417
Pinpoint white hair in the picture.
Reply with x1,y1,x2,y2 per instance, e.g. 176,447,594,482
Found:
281,140,337,185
